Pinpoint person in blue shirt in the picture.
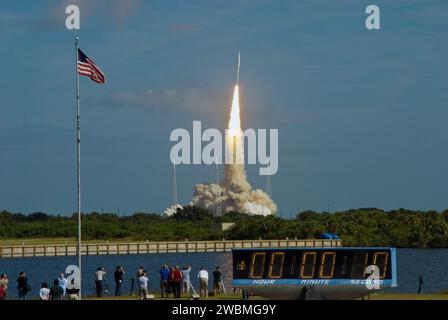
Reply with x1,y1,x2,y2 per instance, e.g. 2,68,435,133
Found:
57,272,68,297
159,265,170,298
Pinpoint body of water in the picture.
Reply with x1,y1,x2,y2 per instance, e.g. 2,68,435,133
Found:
0,248,447,299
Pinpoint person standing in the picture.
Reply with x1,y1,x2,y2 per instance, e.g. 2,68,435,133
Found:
57,272,68,297
168,266,176,297
17,272,29,300
182,265,191,295
50,279,64,300
159,265,170,298
0,274,9,300
197,267,209,298
114,266,125,296
0,284,6,300
94,267,106,297
66,277,80,300
173,266,183,298
135,266,144,293
136,266,144,279
213,266,222,295
138,271,149,300
418,275,425,294
39,282,50,300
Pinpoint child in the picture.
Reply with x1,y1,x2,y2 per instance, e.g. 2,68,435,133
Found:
39,282,50,300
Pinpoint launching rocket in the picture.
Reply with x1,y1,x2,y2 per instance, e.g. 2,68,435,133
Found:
236,50,241,85
191,49,277,217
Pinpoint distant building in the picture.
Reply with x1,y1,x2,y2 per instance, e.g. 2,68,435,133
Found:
221,223,235,231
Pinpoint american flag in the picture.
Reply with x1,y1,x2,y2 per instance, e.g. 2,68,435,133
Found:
78,48,106,84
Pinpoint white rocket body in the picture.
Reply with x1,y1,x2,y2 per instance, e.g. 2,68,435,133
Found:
236,51,241,86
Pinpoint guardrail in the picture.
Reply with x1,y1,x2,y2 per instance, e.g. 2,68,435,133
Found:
0,239,342,258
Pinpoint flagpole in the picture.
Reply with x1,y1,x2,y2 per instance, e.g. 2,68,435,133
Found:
75,36,82,299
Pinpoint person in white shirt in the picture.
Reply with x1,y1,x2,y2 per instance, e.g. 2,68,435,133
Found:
138,271,149,300
197,267,209,298
182,265,192,294
39,282,50,300
95,267,106,297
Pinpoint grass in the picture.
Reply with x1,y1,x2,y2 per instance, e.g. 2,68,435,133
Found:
85,293,262,300
82,292,448,300
369,292,448,300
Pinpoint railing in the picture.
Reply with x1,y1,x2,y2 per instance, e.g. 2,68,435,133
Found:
0,239,342,258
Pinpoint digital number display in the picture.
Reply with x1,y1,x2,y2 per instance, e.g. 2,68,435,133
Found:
319,252,336,278
249,252,266,278
268,252,285,278
373,252,389,279
300,252,317,278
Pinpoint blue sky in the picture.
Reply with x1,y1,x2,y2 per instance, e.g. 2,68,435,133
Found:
1,0,448,216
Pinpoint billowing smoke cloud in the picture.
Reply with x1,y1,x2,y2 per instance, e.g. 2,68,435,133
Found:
192,85,277,216
193,164,277,216
164,204,183,217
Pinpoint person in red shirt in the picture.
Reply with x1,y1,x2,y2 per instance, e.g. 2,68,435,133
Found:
0,284,6,300
168,266,175,297
172,266,183,298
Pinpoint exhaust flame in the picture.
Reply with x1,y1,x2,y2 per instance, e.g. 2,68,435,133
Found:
226,85,244,165
228,85,241,137
192,83,277,216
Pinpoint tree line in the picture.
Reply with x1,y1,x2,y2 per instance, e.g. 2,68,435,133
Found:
1,207,447,247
